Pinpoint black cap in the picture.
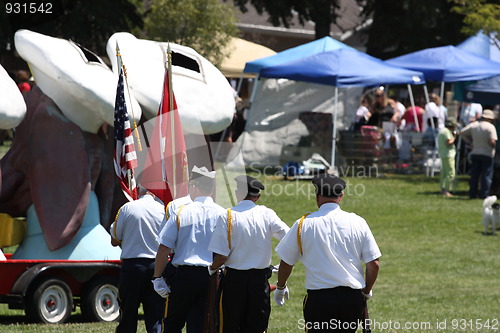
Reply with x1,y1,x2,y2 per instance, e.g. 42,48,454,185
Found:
312,174,346,197
234,175,265,196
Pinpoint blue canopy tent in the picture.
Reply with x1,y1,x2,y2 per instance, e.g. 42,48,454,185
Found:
385,45,500,115
464,76,500,105
457,31,500,62
387,44,500,182
456,31,500,105
241,36,354,104
386,45,500,83
259,48,425,167
243,36,354,74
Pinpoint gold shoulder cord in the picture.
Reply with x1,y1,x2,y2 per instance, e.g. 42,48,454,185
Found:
297,213,311,255
176,205,186,230
227,209,232,250
113,207,123,244
165,201,173,220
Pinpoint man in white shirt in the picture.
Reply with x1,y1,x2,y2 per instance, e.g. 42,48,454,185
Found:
460,109,498,199
460,102,483,126
110,187,165,333
274,174,381,333
152,166,225,333
208,175,289,332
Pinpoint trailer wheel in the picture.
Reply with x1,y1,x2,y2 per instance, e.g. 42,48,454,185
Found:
26,278,73,324
81,277,120,322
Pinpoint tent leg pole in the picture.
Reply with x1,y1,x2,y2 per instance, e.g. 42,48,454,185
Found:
424,85,438,177
407,84,419,132
331,87,339,172
236,74,244,96
248,74,260,109
440,81,445,111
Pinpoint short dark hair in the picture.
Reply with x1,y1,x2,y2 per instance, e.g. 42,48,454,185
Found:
191,178,215,194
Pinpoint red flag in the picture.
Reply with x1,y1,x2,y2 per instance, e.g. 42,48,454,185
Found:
114,68,138,201
141,68,189,205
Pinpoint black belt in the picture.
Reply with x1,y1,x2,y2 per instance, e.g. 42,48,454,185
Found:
177,265,207,271
226,267,268,272
226,267,273,279
307,286,361,294
121,258,155,263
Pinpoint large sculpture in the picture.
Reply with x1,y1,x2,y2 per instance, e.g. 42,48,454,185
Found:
0,30,235,259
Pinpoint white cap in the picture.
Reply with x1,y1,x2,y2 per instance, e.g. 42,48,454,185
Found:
191,165,216,179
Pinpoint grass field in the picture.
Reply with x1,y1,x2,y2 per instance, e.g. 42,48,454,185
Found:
1,172,499,332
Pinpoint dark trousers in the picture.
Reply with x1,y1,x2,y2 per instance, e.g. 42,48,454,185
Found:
303,287,365,333
163,265,210,333
116,258,165,333
469,154,494,199
220,268,270,333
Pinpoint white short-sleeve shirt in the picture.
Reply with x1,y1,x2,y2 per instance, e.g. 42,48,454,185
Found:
110,194,165,260
208,200,290,270
157,196,225,267
275,203,381,290
159,195,193,231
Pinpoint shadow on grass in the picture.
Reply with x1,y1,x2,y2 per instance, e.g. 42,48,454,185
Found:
0,314,27,325
416,190,472,199
0,312,129,325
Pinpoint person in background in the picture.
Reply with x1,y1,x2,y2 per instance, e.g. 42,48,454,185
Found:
16,70,31,93
460,102,483,126
274,174,381,333
353,95,372,131
110,187,166,333
438,120,458,197
422,118,439,149
460,109,498,199
423,94,446,132
367,88,399,128
402,104,425,132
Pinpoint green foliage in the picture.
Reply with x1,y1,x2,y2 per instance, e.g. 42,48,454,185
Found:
358,0,467,59
143,0,238,66
0,0,143,55
450,0,500,37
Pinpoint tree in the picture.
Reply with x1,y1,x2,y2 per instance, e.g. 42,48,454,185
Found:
450,0,500,44
231,0,340,39
143,0,238,66
357,0,467,59
0,0,143,56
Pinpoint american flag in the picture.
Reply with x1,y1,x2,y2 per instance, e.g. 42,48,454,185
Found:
114,68,138,201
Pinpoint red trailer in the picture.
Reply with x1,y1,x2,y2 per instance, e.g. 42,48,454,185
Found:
0,254,121,324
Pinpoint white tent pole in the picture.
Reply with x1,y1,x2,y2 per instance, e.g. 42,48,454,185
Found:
331,86,339,169
423,84,431,107
407,84,419,132
439,81,445,109
249,73,260,108
235,73,244,96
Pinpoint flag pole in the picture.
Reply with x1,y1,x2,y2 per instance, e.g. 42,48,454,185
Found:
158,44,167,185
167,43,177,199
116,42,142,151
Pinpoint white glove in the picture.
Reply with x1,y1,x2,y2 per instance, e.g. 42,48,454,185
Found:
271,264,279,275
208,265,218,276
361,289,373,299
152,277,170,298
274,285,289,306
